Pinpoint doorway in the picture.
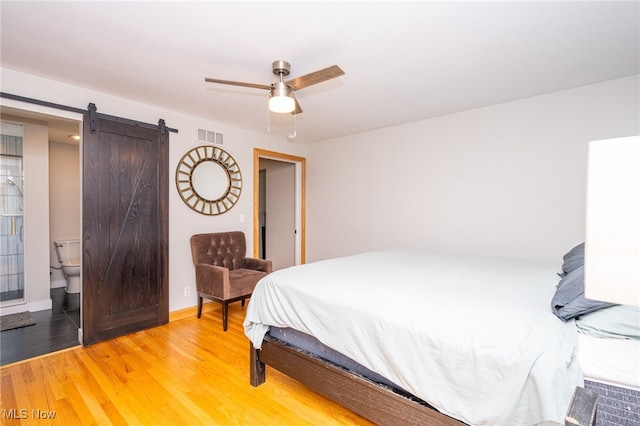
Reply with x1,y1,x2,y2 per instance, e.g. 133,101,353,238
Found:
259,159,296,269
0,105,82,364
0,100,170,354
253,149,305,269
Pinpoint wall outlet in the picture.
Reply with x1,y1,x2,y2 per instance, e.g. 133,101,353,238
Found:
184,286,191,297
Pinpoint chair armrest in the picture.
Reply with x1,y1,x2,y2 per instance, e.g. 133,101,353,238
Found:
195,263,229,298
244,257,273,274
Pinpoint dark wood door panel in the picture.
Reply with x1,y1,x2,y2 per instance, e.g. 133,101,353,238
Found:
82,115,168,345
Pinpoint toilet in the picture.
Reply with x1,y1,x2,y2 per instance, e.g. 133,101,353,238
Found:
54,239,81,294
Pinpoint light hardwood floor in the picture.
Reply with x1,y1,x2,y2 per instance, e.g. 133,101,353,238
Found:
0,302,373,425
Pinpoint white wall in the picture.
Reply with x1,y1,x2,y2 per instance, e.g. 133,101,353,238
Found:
306,75,640,263
22,122,52,312
1,67,307,313
3,67,638,314
49,141,81,288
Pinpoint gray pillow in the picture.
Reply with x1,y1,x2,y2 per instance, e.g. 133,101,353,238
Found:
559,242,584,277
551,265,616,321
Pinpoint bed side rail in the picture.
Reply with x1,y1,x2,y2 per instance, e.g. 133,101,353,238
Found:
250,337,462,425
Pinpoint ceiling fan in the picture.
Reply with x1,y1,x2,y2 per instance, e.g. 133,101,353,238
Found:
205,60,345,115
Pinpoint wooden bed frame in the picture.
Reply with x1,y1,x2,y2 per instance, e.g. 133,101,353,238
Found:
250,335,598,426
250,334,463,425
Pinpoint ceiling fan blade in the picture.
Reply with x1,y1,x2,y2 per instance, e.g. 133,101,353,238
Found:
204,77,271,91
291,98,303,115
285,65,345,91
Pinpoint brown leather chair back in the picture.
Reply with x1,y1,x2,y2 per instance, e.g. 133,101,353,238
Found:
190,231,247,270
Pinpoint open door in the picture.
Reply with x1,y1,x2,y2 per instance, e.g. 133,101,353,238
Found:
82,114,169,345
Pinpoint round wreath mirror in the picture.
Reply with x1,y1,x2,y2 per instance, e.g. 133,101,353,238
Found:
175,145,242,215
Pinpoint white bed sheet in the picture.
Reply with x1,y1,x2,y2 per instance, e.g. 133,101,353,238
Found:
578,332,640,391
244,250,582,426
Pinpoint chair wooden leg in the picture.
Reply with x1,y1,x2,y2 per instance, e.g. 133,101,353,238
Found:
241,298,246,307
222,301,229,331
197,295,203,318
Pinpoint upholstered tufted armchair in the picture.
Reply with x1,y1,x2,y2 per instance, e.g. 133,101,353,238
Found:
190,231,272,331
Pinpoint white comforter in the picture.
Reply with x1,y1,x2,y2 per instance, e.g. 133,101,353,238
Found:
244,250,582,425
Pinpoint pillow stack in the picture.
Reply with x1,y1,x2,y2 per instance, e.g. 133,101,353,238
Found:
551,242,616,321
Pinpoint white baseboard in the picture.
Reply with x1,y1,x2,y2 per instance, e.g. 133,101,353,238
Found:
28,298,53,312
0,298,52,315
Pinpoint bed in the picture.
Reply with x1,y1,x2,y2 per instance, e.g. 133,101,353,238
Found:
243,249,637,425
576,308,640,426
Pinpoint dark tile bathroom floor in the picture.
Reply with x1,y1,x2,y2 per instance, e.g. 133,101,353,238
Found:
0,287,80,366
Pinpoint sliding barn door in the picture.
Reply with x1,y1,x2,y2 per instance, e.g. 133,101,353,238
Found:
82,115,169,345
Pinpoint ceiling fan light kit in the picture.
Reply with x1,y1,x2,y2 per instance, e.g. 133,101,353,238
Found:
269,82,296,113
204,59,345,120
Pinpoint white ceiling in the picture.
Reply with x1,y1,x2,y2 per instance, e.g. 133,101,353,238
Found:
1,1,638,144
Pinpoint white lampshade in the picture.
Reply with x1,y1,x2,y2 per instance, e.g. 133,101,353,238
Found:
269,82,295,114
584,135,640,306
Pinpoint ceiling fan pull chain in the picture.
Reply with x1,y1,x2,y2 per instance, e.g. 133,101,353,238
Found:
288,112,297,142
267,107,271,134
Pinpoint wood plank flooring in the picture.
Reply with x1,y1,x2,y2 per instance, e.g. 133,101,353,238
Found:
0,301,374,425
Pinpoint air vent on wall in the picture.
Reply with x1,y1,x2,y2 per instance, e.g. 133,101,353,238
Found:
197,128,223,145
